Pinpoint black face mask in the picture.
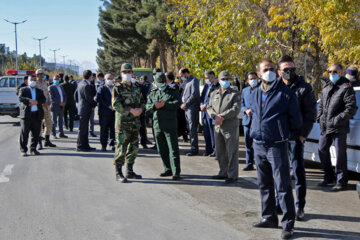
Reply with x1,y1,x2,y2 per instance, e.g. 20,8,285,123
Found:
282,69,297,82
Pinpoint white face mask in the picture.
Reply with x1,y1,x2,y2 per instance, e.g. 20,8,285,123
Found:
205,79,211,85
131,78,137,84
122,73,132,82
249,79,258,87
106,80,113,86
28,81,37,88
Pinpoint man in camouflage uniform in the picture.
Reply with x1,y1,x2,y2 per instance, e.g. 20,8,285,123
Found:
35,69,56,149
146,72,182,180
112,63,145,183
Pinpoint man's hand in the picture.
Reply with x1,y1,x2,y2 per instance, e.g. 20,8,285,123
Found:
155,100,165,109
245,108,252,117
200,105,206,112
109,106,114,111
299,136,305,143
215,115,224,126
130,108,142,117
60,102,66,107
180,104,187,110
29,100,38,106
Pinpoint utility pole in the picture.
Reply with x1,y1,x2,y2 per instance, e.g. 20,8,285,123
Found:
4,19,27,70
49,48,60,71
69,60,73,74
60,55,68,73
33,36,47,67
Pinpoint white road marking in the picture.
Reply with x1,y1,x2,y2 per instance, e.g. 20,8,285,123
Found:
239,175,258,186
0,165,14,183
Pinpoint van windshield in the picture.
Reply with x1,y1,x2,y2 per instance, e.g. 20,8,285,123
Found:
0,78,9,87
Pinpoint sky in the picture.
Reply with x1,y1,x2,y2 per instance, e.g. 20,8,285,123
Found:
0,0,102,71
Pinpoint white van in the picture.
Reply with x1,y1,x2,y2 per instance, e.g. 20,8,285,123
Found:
304,86,360,173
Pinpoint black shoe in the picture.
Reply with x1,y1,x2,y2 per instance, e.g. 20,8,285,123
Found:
44,135,56,147
90,132,97,137
87,147,96,151
115,164,128,183
142,145,149,149
242,165,255,171
212,175,227,180
331,183,347,192
30,150,40,155
209,152,216,157
76,148,90,152
21,152,27,157
202,152,211,156
225,178,237,184
69,129,73,132
317,179,335,187
186,151,198,156
160,170,172,177
253,218,278,228
59,134,68,138
126,164,142,179
281,229,294,239
296,208,305,221
172,174,181,180
101,147,106,152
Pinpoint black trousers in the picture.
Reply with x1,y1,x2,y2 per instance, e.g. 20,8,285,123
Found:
99,113,115,148
77,113,90,149
20,112,41,153
64,103,76,130
139,112,148,146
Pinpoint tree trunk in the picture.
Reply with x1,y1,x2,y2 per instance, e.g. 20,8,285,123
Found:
159,42,167,72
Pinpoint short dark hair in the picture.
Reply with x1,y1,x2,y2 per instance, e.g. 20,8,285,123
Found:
96,72,104,78
45,75,49,80
331,62,343,72
257,59,274,71
181,68,190,74
278,55,294,67
205,70,215,77
23,75,28,81
247,71,258,79
165,72,175,81
64,75,70,82
83,70,92,80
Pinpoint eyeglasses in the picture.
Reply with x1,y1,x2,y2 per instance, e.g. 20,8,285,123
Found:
263,68,274,72
282,68,296,72
328,70,337,74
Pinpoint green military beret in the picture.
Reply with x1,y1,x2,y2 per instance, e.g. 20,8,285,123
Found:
121,63,132,72
154,72,166,88
219,70,232,80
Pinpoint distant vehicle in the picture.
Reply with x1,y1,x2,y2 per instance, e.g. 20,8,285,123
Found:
133,68,154,83
304,86,360,173
0,70,35,118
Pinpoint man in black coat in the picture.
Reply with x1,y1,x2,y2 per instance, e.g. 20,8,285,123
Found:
18,76,46,156
277,55,317,221
61,75,77,132
317,63,357,191
76,70,97,151
16,75,28,96
96,74,115,151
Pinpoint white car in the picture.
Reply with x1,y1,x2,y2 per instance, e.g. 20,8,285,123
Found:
304,86,360,173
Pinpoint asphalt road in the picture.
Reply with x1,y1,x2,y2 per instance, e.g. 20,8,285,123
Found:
0,115,359,240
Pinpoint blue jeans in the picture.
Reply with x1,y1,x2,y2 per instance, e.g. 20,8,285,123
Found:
243,125,254,166
202,112,215,154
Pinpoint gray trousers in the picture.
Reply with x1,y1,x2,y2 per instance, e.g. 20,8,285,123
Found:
185,108,199,153
89,108,95,133
51,108,64,136
215,125,239,179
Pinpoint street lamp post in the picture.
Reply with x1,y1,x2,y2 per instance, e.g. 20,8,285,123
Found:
4,19,27,70
33,36,47,67
49,48,60,72
60,55,68,73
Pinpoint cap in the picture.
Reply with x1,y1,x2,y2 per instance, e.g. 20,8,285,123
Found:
346,66,358,76
36,69,45,75
153,68,161,74
154,72,166,88
218,70,231,80
261,71,276,82
121,63,132,72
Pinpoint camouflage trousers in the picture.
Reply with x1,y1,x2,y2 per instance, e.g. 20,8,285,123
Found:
114,128,139,165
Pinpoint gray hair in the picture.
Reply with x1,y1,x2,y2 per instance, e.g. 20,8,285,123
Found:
105,73,113,80
331,63,343,72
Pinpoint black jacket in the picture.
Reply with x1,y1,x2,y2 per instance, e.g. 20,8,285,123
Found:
61,82,76,106
77,80,97,116
279,76,317,139
16,82,27,96
96,85,114,117
18,87,45,120
317,77,357,134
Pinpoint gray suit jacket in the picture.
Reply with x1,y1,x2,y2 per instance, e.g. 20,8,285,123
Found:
182,75,200,111
49,85,67,112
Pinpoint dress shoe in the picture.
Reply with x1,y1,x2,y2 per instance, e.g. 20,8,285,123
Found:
253,218,278,228
101,147,106,152
225,178,237,184
209,152,216,157
212,175,227,180
30,150,40,155
21,152,27,157
69,129,73,132
317,179,335,187
59,134,68,138
186,151,198,156
242,165,255,171
76,148,90,152
160,170,172,177
296,208,305,221
172,174,181,180
281,229,294,239
202,152,211,156
90,132,97,137
331,183,347,192
142,145,149,149
87,147,96,151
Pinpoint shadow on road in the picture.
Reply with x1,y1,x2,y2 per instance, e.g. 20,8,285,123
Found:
293,227,360,240
304,213,360,223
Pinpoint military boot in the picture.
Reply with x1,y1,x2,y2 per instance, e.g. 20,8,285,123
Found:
38,139,43,150
44,135,56,147
115,163,128,183
126,163,142,179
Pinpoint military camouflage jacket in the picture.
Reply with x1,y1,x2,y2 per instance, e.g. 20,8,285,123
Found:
112,82,145,132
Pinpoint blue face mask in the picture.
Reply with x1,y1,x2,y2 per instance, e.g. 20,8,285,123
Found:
220,80,230,89
181,77,187,81
329,74,340,83
42,75,47,81
54,80,60,85
159,86,166,91
249,79,258,87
